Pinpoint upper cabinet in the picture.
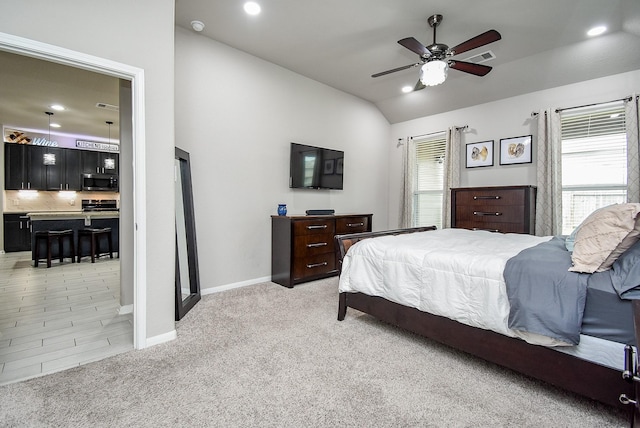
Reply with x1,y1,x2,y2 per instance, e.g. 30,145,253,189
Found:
81,150,119,175
4,143,118,191
5,143,45,190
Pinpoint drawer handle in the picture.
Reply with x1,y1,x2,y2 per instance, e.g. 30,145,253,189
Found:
473,195,501,200
346,222,364,227
307,242,328,248
472,228,500,233
306,261,328,269
306,225,328,230
473,211,502,216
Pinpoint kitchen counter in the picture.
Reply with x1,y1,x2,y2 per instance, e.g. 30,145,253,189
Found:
27,210,119,221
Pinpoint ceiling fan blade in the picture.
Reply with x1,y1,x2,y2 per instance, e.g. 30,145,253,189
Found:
371,63,419,78
413,80,426,92
449,60,493,76
449,29,501,56
398,37,431,58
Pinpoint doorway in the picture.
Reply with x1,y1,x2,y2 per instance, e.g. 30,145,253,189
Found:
0,32,147,383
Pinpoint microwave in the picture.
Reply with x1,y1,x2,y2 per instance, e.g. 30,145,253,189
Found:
82,173,119,191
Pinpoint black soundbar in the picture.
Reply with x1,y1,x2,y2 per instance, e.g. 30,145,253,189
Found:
306,209,335,215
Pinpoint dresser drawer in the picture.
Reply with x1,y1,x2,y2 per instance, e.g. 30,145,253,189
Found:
293,232,335,257
293,253,336,280
454,188,526,207
455,221,529,234
455,205,525,225
336,216,370,234
293,219,336,236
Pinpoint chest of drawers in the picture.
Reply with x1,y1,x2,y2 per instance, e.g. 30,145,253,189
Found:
451,186,536,234
271,214,372,288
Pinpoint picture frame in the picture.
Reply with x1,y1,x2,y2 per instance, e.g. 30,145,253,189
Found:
500,135,532,165
323,159,335,175
465,141,494,168
336,158,343,175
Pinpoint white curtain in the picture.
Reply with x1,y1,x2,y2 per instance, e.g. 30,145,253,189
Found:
625,95,640,203
534,108,562,236
442,127,462,228
400,137,415,228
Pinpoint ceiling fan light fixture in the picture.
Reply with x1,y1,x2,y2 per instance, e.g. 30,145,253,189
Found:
420,60,448,86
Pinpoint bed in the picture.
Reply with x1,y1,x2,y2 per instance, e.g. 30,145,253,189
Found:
335,205,640,414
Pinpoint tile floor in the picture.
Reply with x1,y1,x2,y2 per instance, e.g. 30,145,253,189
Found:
0,251,133,385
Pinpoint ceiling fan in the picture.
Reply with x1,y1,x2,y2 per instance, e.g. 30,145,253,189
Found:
372,14,501,90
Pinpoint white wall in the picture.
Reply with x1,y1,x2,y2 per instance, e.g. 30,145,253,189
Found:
174,27,391,289
0,0,176,340
388,69,640,229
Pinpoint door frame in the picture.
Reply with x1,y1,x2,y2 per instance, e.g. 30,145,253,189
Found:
0,31,148,349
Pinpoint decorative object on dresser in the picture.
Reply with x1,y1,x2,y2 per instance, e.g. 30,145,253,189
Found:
271,213,372,288
451,185,536,234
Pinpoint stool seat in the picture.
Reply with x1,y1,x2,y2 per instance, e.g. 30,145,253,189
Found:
34,229,75,268
77,228,113,263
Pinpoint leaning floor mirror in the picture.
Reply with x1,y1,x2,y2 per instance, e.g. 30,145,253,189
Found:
175,147,201,320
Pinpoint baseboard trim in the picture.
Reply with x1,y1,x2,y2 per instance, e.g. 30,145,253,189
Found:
119,304,133,315
201,276,272,295
145,329,177,347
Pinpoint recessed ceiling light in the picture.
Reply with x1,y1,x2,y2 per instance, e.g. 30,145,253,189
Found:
402,86,413,93
50,123,61,128
244,2,261,15
50,104,65,111
190,20,205,32
587,25,607,37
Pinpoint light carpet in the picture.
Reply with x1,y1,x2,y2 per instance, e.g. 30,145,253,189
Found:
0,277,629,427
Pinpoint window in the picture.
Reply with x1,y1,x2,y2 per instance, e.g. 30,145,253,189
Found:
560,101,627,234
413,132,446,228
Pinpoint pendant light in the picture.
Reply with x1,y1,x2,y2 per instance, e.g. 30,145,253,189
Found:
104,121,115,170
43,111,56,165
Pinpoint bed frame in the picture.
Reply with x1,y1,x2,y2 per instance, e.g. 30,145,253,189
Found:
335,227,638,414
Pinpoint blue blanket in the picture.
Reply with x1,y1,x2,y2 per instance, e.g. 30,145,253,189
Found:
504,237,589,345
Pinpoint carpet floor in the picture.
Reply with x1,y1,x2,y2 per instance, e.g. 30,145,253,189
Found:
0,277,630,427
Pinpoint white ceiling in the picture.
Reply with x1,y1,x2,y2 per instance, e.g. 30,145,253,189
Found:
2,0,640,142
175,0,640,123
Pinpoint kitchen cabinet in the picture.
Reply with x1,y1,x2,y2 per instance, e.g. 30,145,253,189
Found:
4,213,31,252
81,151,119,175
44,147,82,191
4,143,46,190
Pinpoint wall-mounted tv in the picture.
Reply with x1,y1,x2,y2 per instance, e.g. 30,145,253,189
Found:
290,142,344,190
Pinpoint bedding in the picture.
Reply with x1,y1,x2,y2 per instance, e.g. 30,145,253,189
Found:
338,228,567,346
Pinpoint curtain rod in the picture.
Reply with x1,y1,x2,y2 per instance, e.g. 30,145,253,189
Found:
409,125,468,140
530,95,634,117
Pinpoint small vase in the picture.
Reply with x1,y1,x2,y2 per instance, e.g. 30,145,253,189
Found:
277,204,287,216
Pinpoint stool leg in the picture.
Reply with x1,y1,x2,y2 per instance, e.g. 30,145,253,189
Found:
46,236,52,268
58,236,64,263
34,236,40,267
69,234,76,263
107,232,113,259
90,234,96,263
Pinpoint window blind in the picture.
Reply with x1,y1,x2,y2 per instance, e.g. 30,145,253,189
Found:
413,133,446,228
560,101,627,233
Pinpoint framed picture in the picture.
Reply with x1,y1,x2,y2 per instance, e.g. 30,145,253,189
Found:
465,141,494,168
500,135,532,165
336,158,343,175
323,159,335,174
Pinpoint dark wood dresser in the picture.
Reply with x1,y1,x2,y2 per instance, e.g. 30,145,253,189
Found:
451,186,536,234
271,214,372,288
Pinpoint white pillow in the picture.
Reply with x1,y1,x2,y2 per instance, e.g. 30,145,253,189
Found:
568,203,640,273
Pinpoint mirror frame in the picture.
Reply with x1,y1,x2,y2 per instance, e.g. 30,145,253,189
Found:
175,147,201,320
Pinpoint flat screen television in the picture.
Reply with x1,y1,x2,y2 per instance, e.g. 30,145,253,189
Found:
289,142,344,190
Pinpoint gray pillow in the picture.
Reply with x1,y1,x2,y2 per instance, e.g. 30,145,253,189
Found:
610,239,640,299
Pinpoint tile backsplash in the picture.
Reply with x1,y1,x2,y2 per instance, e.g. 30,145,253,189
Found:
3,190,119,213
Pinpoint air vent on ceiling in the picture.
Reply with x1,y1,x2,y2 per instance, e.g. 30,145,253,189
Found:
464,50,496,64
96,102,119,112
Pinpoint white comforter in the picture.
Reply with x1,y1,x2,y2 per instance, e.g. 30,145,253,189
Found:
338,228,566,346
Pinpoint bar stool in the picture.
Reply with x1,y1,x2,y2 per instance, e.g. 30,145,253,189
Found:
34,230,75,268
77,227,113,263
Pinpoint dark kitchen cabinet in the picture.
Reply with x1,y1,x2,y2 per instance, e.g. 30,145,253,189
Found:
4,143,46,190
4,213,31,252
44,147,82,191
81,151,119,175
